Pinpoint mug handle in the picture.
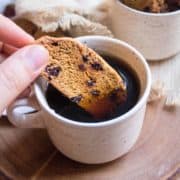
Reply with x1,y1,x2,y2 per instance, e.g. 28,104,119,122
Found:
7,94,45,128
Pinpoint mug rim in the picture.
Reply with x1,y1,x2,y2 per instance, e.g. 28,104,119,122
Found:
34,36,151,128
116,0,180,17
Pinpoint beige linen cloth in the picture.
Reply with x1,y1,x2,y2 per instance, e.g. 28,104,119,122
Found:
13,0,180,107
14,0,113,37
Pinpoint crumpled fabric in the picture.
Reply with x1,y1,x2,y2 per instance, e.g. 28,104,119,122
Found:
14,0,113,37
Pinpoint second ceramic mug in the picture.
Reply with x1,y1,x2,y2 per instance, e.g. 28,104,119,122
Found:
110,0,180,60
7,36,151,164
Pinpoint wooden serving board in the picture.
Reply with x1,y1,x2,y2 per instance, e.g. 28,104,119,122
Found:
0,98,179,180
0,55,180,180
0,1,180,179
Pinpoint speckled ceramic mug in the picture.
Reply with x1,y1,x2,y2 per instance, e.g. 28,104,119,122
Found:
7,36,151,164
110,0,180,60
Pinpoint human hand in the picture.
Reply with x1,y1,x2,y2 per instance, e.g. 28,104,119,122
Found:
0,15,49,115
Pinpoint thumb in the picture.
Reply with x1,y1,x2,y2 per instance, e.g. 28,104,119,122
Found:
0,45,49,114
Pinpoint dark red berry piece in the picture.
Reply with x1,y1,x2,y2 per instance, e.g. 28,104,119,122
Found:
82,55,89,62
51,42,58,46
45,65,61,77
78,64,86,71
110,87,127,103
91,62,103,71
109,88,121,100
86,79,96,87
48,76,52,81
90,90,100,96
70,95,83,103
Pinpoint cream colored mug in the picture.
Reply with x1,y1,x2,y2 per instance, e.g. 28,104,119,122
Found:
110,0,180,60
7,36,151,164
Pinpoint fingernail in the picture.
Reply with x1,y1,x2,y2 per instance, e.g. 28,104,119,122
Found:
24,45,49,71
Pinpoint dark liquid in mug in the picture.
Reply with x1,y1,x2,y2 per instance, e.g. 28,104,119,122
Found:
46,56,140,123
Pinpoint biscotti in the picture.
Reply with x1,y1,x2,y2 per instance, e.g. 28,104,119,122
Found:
122,0,178,13
37,36,127,118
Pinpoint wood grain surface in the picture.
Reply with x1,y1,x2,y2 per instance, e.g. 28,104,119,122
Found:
0,54,180,180
0,98,179,180
1,1,180,179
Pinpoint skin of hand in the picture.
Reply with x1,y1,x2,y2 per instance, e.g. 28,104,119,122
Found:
0,15,49,115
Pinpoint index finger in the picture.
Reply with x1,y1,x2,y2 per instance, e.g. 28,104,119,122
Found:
0,15,34,48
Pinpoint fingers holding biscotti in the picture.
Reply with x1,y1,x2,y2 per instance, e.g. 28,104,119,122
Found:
0,45,48,114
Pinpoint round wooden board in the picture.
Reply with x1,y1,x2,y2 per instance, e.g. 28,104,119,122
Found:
0,98,179,180
0,3,180,177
